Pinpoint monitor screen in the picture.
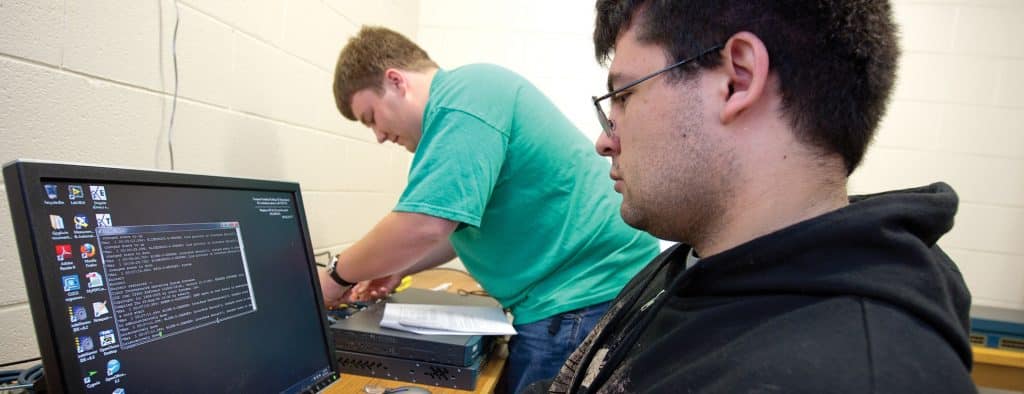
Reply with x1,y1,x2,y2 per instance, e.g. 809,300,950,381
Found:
4,161,339,393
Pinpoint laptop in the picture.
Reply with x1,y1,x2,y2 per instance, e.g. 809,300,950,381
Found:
3,160,340,393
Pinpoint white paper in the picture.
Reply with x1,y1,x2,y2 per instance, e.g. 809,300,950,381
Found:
381,304,517,336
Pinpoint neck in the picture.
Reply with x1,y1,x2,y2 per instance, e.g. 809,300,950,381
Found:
693,130,849,258
406,68,438,111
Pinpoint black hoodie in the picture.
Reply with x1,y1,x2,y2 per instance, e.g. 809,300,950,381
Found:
546,183,975,393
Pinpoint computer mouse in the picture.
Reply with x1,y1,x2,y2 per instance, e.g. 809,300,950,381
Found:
385,386,432,394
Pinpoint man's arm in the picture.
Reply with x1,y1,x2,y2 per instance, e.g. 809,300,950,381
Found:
401,238,457,276
338,211,457,280
319,211,457,303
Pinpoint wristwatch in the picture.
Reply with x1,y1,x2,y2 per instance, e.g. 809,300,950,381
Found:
327,255,356,288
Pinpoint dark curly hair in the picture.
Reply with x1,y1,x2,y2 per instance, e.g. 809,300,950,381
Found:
594,0,900,174
333,26,438,121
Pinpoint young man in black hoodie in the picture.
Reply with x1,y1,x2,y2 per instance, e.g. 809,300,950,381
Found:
537,1,977,393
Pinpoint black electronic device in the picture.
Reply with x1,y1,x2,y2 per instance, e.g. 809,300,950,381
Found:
330,288,499,366
335,348,486,390
3,160,340,393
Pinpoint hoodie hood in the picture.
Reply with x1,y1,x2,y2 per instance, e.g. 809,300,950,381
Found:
680,182,972,367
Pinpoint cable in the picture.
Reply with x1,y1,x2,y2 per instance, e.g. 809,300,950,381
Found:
314,251,333,267
0,358,40,369
17,364,42,385
167,0,181,171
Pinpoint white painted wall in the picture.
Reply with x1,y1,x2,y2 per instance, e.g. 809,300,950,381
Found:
418,0,1024,311
0,0,418,365
1,0,1021,373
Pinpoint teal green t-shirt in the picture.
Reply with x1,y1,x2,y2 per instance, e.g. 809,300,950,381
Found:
395,64,659,324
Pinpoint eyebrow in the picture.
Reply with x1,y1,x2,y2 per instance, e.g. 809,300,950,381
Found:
606,72,633,93
606,72,621,93
357,111,369,126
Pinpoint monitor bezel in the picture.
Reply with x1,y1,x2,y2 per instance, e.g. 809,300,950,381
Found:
3,159,339,393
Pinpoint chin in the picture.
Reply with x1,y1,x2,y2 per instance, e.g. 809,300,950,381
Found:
618,203,646,231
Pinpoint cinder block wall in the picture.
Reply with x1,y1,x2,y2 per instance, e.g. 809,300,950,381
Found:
419,0,1024,310
0,0,418,364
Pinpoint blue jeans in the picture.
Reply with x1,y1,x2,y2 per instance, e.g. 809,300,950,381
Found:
502,301,610,394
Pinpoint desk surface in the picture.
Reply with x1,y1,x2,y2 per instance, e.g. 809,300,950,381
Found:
972,345,1024,391
325,269,506,394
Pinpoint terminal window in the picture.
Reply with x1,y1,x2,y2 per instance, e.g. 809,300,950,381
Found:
97,222,256,349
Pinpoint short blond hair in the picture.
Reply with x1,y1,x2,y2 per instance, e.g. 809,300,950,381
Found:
332,26,438,120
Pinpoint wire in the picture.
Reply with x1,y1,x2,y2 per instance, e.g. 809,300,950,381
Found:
314,251,332,267
17,364,42,385
0,358,40,369
167,0,181,170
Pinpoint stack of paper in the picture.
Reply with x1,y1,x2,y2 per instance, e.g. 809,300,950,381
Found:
381,304,517,336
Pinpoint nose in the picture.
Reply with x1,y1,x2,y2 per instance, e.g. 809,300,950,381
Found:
595,131,620,157
373,128,387,144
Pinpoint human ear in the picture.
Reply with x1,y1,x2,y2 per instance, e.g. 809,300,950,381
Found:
720,32,769,124
383,68,407,94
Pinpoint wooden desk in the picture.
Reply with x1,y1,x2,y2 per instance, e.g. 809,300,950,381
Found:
972,345,1024,391
325,269,507,394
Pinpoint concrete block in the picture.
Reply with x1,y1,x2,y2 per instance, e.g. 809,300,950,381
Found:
341,141,401,192
892,3,956,53
0,185,29,306
326,0,418,38
0,305,39,365
893,53,997,105
179,0,285,45
994,59,1024,108
852,147,1024,207
949,248,1024,310
0,0,62,66
168,100,288,181
302,191,397,247
953,4,1024,58
175,4,234,107
944,202,1024,255
282,0,357,70
0,57,165,169
876,101,1024,159
64,0,175,93
231,34,328,131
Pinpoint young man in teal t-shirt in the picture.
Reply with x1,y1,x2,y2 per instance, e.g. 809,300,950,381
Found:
321,26,659,393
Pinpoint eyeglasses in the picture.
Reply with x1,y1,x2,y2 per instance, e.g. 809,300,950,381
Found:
592,44,723,137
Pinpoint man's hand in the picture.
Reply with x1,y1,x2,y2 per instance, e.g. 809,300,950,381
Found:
347,274,404,302
318,268,351,308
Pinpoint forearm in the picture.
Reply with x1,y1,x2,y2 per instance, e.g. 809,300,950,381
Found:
400,240,457,276
335,212,456,282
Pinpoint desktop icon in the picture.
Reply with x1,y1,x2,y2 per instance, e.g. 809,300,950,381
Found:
86,272,104,288
62,275,80,292
76,335,94,353
90,185,108,201
93,301,109,318
99,329,116,346
69,305,88,323
83,370,98,384
113,388,125,394
55,244,73,261
68,185,85,200
106,359,120,376
81,243,97,259
95,213,112,227
50,215,65,230
44,184,59,199
74,214,90,230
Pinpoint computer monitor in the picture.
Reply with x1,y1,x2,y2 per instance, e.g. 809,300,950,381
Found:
3,160,340,393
